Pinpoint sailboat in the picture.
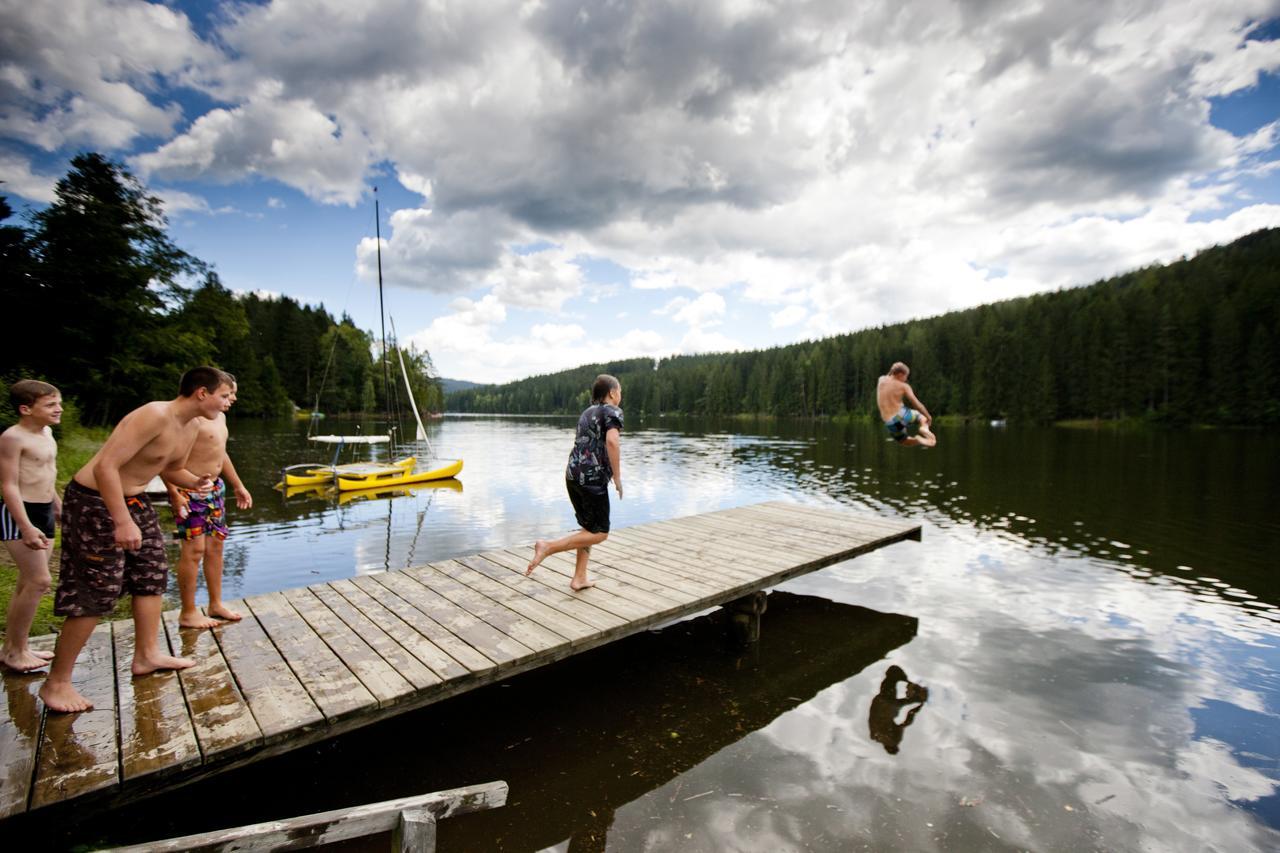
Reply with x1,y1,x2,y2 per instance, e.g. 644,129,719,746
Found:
278,192,462,492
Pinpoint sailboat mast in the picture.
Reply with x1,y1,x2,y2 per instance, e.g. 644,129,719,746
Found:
374,189,393,448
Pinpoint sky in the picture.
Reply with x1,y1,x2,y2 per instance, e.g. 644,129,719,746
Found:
3,0,1279,384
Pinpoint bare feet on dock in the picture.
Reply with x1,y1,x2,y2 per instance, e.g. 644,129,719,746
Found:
570,578,595,591
526,541,550,575
207,604,243,622
132,653,195,677
179,610,224,630
39,681,93,713
0,648,50,672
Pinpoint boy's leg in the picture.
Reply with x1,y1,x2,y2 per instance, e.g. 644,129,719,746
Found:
38,615,98,712
571,545,597,591
203,536,241,621
131,594,194,676
0,541,54,670
176,537,222,629
527,529,608,574
916,422,937,447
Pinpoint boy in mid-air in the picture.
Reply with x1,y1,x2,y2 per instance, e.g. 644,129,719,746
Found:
877,362,937,447
38,367,232,713
167,377,253,629
0,380,63,672
526,374,623,591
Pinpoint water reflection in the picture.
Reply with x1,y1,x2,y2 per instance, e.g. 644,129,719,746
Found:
868,665,929,755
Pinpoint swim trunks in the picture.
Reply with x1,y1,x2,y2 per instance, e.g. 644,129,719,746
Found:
0,500,55,540
174,477,228,540
567,478,610,534
884,406,922,443
54,480,169,617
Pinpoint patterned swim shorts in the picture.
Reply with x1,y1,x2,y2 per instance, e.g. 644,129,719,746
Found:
174,477,228,541
54,480,170,617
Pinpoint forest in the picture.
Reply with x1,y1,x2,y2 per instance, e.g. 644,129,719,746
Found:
448,228,1280,425
1,153,443,427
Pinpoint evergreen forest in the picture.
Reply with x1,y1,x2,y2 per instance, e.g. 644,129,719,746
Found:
1,154,443,427
448,228,1280,425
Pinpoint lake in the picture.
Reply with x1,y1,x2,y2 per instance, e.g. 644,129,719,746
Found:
59,414,1279,851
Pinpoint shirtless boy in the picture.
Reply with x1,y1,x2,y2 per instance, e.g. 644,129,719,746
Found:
526,374,623,591
877,362,937,448
0,380,62,671
38,367,232,713
168,379,253,629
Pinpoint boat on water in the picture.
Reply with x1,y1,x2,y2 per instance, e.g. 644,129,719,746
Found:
335,456,463,491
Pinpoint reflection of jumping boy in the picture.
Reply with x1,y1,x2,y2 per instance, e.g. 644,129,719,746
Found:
526,374,623,591
0,381,63,672
38,367,232,713
167,378,252,629
877,362,937,448
868,665,929,755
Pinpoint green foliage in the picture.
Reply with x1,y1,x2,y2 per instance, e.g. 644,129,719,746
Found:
449,229,1280,426
2,155,442,425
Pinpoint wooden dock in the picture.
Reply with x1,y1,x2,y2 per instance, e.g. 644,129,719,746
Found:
0,501,919,823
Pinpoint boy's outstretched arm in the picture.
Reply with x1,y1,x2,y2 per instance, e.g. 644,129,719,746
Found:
0,433,48,549
222,453,253,510
606,427,622,499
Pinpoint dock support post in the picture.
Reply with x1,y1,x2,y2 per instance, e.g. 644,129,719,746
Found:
725,591,768,643
393,807,438,852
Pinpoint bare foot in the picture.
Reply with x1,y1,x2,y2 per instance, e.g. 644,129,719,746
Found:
39,681,93,713
132,653,195,676
526,541,551,576
0,648,50,672
570,578,595,591
207,604,243,622
34,649,55,660
179,610,225,630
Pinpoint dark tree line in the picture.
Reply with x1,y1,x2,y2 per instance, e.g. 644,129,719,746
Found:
449,228,1280,426
1,153,442,425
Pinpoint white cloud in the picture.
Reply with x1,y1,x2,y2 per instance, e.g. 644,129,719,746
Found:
673,292,727,327
267,197,285,209
771,305,808,328
0,152,58,203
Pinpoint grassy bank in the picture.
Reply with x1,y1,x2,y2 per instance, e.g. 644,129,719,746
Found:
0,426,131,641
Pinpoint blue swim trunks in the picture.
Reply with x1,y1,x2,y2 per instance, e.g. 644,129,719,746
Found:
884,406,921,443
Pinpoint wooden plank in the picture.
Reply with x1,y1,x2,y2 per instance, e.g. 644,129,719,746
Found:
660,513,841,559
244,592,376,722
346,576,496,676
310,584,442,691
369,572,535,669
0,635,53,818
110,780,509,852
161,610,262,762
600,533,759,586
282,587,415,708
452,554,628,633
587,546,729,595
211,598,324,743
407,564,571,650
634,516,819,566
113,619,201,782
607,524,787,577
30,622,118,809
521,546,694,611
746,502,919,537
484,550,653,623
434,559,600,644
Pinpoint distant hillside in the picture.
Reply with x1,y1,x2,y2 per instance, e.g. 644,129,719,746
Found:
440,377,483,395
446,228,1280,425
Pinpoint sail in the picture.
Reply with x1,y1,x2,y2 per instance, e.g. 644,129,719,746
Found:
390,316,432,451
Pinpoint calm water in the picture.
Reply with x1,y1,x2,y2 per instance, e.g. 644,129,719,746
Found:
55,415,1280,851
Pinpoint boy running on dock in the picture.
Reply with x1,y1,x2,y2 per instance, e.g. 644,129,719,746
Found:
38,367,232,713
877,362,937,448
526,374,623,591
0,380,63,671
167,377,253,629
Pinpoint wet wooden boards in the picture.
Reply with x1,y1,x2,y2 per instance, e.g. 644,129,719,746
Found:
0,501,919,822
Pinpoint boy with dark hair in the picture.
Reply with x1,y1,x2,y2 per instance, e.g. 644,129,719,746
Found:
0,380,62,671
39,366,232,713
526,374,623,591
168,376,253,628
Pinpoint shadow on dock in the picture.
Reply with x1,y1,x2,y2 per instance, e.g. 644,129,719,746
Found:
50,590,919,850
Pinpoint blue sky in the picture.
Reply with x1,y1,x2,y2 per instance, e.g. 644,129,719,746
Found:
3,0,1279,383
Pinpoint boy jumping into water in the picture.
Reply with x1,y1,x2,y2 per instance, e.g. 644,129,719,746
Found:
526,374,623,591
0,380,62,671
167,377,253,629
877,362,937,448
39,367,232,713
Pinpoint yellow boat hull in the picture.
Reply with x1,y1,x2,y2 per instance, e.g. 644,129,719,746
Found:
336,477,463,505
335,458,463,491
281,456,415,488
